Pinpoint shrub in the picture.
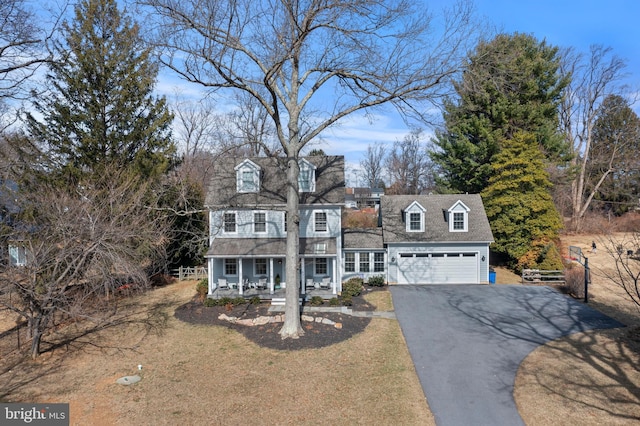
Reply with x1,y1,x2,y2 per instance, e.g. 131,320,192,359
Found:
342,278,363,297
537,243,564,270
249,296,261,305
196,279,208,301
217,297,234,307
309,296,324,306
203,297,217,307
328,297,341,306
368,275,385,287
341,295,353,306
565,264,585,298
233,297,247,306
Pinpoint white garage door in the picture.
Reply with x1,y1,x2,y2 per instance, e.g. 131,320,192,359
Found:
397,252,478,284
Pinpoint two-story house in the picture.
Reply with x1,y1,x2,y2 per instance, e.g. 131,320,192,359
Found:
204,156,345,297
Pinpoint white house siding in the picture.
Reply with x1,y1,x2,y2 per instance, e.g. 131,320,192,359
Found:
387,242,490,284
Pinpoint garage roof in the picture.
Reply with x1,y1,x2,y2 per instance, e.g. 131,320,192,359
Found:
381,194,494,244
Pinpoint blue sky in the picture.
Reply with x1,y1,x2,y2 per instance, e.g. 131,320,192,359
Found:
29,1,640,186
325,0,640,185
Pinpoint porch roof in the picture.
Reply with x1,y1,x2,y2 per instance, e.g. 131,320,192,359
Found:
206,237,337,257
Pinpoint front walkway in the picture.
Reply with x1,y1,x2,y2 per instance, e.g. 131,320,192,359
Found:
390,284,624,426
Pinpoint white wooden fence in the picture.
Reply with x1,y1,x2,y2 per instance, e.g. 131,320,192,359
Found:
174,266,207,281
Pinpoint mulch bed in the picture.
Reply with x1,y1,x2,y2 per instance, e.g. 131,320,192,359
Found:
174,291,377,350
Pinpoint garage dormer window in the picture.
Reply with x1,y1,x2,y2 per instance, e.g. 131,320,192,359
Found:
448,200,470,232
298,159,316,192
404,201,425,232
235,159,260,193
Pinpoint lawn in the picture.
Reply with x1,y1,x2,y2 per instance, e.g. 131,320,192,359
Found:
1,233,638,425
0,280,433,425
514,234,640,425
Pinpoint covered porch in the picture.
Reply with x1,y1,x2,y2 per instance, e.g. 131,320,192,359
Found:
205,237,339,299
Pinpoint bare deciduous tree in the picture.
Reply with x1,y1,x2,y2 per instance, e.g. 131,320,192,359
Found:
597,234,640,310
140,0,478,338
0,171,168,358
360,142,387,188
385,129,434,195
559,45,628,231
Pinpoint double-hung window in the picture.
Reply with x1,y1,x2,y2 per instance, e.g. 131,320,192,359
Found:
345,253,355,272
409,212,422,231
224,259,237,276
315,258,327,275
254,212,266,233
315,211,327,232
255,258,267,275
359,252,370,272
453,212,465,230
374,252,385,272
223,212,237,233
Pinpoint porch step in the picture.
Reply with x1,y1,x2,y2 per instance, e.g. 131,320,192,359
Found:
270,297,303,306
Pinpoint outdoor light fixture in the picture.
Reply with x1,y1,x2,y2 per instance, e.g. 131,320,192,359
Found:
391,256,396,263
481,255,485,262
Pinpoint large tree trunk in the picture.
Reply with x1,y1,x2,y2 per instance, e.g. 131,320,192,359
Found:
30,316,42,359
279,157,304,339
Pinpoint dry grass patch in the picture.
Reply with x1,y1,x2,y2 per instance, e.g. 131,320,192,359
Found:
515,234,640,425
1,280,433,425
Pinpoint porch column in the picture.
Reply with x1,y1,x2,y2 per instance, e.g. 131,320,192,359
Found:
269,258,274,294
332,257,337,294
301,259,306,295
207,258,214,295
238,259,243,295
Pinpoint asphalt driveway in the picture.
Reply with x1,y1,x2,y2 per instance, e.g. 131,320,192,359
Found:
390,285,625,426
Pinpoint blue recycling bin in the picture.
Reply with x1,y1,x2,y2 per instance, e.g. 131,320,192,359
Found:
489,268,496,284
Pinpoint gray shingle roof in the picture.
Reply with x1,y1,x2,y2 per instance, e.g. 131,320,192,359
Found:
381,194,494,243
205,156,345,207
206,237,337,257
343,228,384,249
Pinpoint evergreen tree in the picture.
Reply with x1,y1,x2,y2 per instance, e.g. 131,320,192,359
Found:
481,132,563,267
432,33,569,193
26,0,174,183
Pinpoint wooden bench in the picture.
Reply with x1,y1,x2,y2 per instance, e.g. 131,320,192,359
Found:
522,269,565,285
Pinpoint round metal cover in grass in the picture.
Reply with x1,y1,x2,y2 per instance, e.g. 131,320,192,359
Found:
116,375,141,385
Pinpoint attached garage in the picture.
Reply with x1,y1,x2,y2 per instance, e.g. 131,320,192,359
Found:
397,252,479,284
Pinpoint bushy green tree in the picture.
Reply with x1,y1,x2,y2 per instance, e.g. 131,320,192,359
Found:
26,0,174,183
481,132,563,266
432,33,569,193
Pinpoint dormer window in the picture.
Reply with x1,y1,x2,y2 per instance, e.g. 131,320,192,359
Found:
409,213,422,231
235,160,260,193
448,200,470,232
404,201,425,233
298,159,316,192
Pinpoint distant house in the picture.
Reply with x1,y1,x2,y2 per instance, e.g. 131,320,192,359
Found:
347,186,384,209
203,158,494,299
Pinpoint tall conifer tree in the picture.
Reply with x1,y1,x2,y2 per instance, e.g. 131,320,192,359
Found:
431,33,569,194
26,0,174,183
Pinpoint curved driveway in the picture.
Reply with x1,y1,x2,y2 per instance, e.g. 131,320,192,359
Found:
390,285,625,426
